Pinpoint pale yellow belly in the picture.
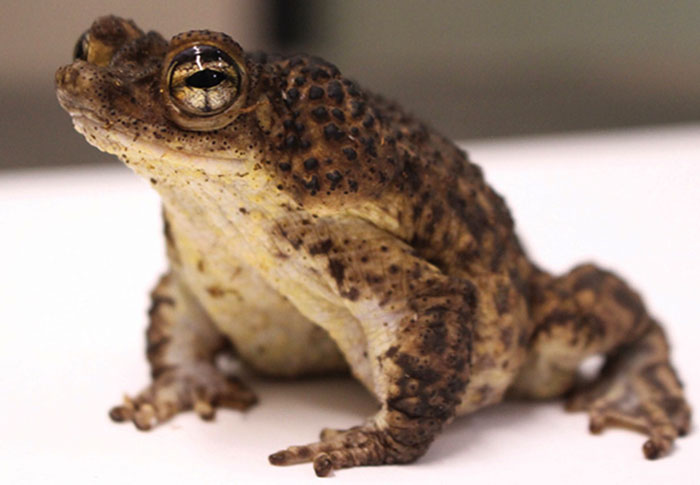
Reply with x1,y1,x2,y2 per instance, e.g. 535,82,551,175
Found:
167,211,347,377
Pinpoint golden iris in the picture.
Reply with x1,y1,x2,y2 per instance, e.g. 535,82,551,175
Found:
168,45,241,116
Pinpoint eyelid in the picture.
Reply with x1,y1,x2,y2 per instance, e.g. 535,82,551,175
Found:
169,47,240,88
171,45,236,70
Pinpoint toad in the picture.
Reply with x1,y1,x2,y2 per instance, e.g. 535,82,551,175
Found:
55,16,691,476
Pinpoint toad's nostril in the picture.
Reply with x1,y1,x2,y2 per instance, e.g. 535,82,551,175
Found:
55,65,78,89
55,66,68,87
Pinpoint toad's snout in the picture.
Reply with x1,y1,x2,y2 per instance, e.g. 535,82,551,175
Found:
55,63,86,112
54,64,83,94
54,62,112,116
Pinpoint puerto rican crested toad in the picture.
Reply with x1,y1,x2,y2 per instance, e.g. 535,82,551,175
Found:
55,16,691,476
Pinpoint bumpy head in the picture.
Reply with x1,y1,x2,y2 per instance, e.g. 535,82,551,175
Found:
55,16,273,165
56,16,409,206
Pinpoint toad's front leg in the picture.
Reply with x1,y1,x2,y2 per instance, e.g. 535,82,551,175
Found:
268,223,475,476
109,271,257,429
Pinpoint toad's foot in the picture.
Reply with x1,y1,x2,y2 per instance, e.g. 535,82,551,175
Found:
109,362,257,430
269,424,427,477
566,328,691,459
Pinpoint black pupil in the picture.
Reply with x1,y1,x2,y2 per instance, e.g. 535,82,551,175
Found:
186,69,227,88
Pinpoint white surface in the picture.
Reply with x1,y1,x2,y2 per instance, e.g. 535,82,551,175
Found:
1,125,698,484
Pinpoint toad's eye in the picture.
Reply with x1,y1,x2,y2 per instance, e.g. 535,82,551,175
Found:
73,31,89,61
167,45,242,116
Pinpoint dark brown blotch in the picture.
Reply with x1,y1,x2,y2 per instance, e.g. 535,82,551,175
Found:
343,287,360,301
350,100,365,118
303,175,320,194
327,80,344,103
331,108,346,122
342,147,357,160
206,286,225,298
303,157,319,170
323,123,343,141
284,134,299,148
286,87,300,102
328,259,346,288
308,85,324,100
311,106,329,122
309,238,333,255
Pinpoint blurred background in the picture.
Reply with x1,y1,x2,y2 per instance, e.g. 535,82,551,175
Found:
1,0,698,170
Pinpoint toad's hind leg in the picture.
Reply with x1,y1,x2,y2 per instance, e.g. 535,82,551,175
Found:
267,220,475,476
512,264,691,458
109,271,257,430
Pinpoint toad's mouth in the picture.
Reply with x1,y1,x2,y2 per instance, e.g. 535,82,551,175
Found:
55,79,159,159
58,95,245,168
70,112,166,159
55,85,146,158
62,111,250,186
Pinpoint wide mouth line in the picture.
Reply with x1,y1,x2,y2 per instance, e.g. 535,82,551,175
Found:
65,107,105,127
56,88,105,123
68,113,245,164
